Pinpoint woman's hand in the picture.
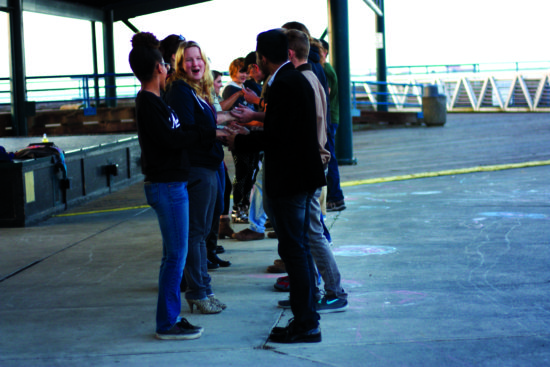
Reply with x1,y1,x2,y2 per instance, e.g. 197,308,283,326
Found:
243,87,260,105
226,122,250,136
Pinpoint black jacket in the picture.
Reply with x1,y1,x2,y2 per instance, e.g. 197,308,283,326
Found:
234,63,326,198
135,91,215,183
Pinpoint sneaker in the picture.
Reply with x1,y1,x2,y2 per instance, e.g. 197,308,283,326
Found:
155,319,203,340
232,205,249,223
274,275,290,291
326,200,346,212
277,299,291,308
269,319,321,343
316,296,348,314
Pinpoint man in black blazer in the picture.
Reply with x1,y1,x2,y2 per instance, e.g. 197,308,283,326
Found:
227,29,325,343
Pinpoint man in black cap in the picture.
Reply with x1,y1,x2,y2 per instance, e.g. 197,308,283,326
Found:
242,51,265,111
227,29,324,343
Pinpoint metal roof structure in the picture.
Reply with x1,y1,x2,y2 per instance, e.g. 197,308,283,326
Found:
0,0,211,21
1,0,385,164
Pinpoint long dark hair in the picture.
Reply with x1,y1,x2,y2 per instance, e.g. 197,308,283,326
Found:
129,32,162,82
159,34,186,63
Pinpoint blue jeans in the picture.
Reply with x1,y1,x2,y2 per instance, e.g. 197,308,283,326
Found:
144,182,189,332
206,162,226,252
185,167,217,300
268,191,320,331
326,122,344,202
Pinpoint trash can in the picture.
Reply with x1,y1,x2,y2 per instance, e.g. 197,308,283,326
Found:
422,85,447,126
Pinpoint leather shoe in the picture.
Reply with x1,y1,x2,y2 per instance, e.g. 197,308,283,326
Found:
267,259,286,274
267,231,277,239
207,259,219,270
232,228,265,241
208,250,231,267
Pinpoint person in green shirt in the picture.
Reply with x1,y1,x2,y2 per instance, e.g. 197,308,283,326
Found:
320,39,346,212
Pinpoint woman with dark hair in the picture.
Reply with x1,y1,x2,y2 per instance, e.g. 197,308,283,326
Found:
129,32,226,340
159,34,186,74
164,41,229,314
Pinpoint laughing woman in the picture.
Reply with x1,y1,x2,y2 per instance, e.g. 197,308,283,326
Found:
129,32,226,339
164,41,227,314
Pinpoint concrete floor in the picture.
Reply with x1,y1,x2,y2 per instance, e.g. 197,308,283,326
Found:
1,113,549,366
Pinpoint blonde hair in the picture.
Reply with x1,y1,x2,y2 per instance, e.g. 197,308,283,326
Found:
167,41,213,103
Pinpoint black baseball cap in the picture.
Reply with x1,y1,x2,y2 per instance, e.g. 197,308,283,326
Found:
243,51,257,71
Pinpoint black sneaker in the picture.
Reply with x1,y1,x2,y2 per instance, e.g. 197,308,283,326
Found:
316,296,348,314
155,318,203,340
269,319,321,344
326,200,346,212
277,299,291,309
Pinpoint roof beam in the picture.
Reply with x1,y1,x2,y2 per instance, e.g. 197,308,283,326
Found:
22,0,103,21
362,0,383,16
109,0,211,22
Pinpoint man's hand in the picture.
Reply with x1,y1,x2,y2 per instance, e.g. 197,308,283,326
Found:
230,104,255,123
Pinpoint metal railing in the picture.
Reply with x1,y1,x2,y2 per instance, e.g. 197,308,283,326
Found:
351,80,424,114
352,61,550,112
0,73,140,110
1,60,549,113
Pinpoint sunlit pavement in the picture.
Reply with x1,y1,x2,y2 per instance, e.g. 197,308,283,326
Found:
1,113,549,366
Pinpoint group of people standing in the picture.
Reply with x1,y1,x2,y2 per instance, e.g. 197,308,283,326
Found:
129,21,347,343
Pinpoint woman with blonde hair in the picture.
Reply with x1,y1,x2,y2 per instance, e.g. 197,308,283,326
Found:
164,41,227,314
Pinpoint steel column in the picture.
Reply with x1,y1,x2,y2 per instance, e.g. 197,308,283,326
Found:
328,0,356,165
91,21,100,106
8,0,27,136
103,9,116,107
376,0,388,111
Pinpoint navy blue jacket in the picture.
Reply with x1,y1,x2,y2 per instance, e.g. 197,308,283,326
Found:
164,80,223,171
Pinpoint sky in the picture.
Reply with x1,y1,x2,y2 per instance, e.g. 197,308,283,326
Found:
1,0,549,78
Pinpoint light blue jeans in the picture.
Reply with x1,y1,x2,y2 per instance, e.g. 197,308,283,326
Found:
144,181,189,332
248,161,267,233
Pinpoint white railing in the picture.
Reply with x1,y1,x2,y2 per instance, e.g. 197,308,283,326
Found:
389,71,550,112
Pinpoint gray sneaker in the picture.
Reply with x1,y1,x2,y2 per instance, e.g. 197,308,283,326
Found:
316,296,348,314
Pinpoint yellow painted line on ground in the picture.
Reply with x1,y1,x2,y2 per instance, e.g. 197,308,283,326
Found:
341,160,550,187
53,205,150,217
54,160,550,217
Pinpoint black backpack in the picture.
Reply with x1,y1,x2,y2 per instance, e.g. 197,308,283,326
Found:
15,142,68,178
